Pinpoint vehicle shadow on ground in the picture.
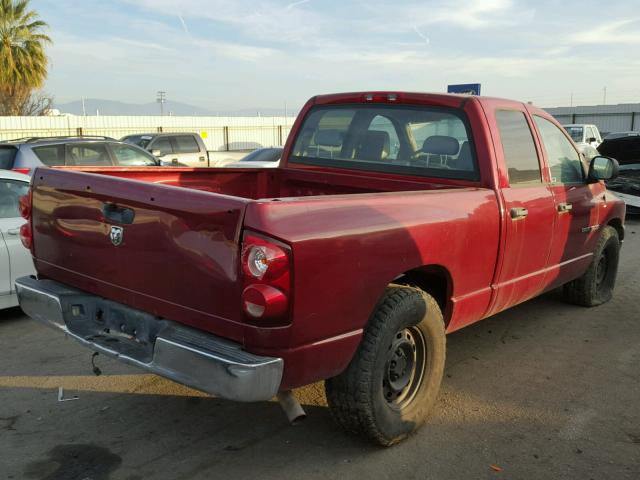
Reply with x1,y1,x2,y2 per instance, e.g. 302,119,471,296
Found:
0,306,26,323
10,287,611,480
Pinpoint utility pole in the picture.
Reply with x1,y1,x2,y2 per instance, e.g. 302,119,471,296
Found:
156,91,167,116
570,92,573,107
603,87,607,105
81,97,86,116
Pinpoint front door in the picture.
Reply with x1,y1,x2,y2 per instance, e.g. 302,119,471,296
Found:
488,108,557,315
531,115,603,288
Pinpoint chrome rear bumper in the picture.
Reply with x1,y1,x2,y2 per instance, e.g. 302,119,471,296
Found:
15,276,283,402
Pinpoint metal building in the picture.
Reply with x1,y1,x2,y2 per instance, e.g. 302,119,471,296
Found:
544,103,640,136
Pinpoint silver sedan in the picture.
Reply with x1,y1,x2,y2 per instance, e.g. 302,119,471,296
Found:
0,170,35,309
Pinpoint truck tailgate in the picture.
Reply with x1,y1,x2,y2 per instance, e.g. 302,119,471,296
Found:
30,168,250,341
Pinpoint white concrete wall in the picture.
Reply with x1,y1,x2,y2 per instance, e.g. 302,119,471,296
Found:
0,116,297,151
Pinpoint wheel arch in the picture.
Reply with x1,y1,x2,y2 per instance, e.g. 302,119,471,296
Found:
607,217,624,241
391,264,453,327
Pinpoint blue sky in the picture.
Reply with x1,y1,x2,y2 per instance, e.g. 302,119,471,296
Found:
35,0,640,111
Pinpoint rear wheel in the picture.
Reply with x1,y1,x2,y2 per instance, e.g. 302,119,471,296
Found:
564,226,620,306
325,286,446,446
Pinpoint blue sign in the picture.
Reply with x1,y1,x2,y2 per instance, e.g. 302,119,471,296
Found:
447,83,481,95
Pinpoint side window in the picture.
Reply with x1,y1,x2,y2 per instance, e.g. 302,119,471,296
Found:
111,144,157,166
495,110,542,185
366,115,399,160
0,180,29,219
67,144,112,166
534,116,584,184
151,137,173,155
33,145,65,166
0,147,17,169
174,135,200,154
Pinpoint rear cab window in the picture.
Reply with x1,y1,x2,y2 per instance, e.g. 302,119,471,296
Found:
289,105,478,180
564,126,584,143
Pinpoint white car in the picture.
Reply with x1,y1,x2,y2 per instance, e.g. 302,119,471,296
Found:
0,170,35,309
224,147,283,168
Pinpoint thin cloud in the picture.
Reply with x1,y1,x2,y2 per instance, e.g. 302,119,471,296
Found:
412,25,430,45
286,0,311,9
568,18,640,45
177,14,190,35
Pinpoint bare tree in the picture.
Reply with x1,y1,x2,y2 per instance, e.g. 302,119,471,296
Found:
0,87,53,115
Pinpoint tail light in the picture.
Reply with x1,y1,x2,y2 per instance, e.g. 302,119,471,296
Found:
13,168,31,175
18,190,34,251
241,232,291,325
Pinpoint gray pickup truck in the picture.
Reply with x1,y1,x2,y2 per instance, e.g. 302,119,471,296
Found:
121,132,209,167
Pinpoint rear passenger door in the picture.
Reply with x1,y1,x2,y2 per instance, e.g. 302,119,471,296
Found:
66,143,113,166
532,115,602,288
488,108,557,314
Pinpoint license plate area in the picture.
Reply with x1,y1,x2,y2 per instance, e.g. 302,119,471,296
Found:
63,295,168,363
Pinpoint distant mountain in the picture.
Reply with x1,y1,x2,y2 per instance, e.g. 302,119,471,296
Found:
55,99,216,116
54,98,299,117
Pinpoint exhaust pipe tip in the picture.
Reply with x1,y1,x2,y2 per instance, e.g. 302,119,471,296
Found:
277,390,307,424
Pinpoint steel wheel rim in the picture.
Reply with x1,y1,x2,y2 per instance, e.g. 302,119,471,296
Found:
596,251,609,289
383,326,427,410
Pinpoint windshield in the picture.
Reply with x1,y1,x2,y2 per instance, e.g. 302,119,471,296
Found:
240,148,282,162
122,135,154,149
290,104,478,180
563,126,583,142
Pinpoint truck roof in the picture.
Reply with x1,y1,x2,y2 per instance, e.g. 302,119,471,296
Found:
309,91,549,116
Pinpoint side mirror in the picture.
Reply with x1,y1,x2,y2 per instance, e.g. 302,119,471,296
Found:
588,156,619,182
151,149,162,157
587,137,597,143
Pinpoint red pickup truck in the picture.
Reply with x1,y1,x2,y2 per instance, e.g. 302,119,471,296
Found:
17,92,624,446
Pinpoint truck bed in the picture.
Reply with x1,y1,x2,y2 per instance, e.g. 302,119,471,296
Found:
55,165,470,199
29,166,481,350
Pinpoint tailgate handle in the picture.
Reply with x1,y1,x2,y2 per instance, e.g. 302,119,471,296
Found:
102,203,135,225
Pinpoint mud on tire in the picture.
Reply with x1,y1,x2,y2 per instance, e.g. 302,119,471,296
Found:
563,226,620,307
325,286,446,446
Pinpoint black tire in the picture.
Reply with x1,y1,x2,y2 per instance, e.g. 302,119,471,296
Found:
325,286,446,446
564,226,620,307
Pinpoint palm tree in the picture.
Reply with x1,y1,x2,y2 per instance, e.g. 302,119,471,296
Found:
0,0,51,114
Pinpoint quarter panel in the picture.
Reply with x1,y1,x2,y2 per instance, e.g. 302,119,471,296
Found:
243,188,501,351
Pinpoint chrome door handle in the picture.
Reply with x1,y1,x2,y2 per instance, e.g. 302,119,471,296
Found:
557,202,573,213
510,207,528,220
7,228,20,236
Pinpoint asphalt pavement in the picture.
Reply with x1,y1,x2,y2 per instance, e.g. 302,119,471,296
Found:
1,219,639,480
